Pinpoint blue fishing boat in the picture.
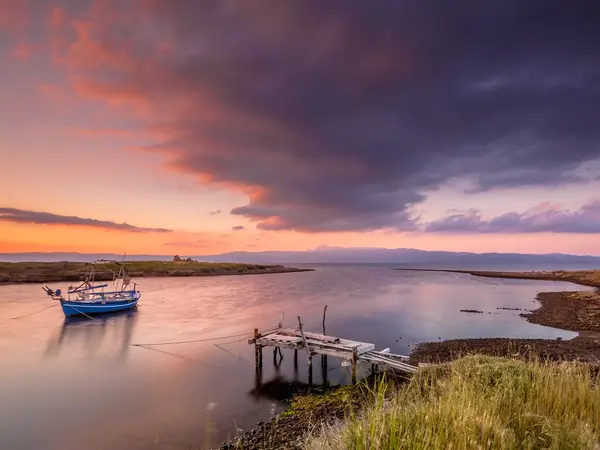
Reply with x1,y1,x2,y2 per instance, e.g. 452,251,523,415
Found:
43,261,141,318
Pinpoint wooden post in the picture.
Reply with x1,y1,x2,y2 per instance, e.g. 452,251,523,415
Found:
254,328,262,371
297,316,311,364
254,363,262,395
294,349,298,368
321,305,328,368
308,353,313,386
351,347,357,384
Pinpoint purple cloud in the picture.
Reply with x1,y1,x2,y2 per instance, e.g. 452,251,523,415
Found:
232,225,245,231
0,207,172,233
426,198,600,234
45,1,600,232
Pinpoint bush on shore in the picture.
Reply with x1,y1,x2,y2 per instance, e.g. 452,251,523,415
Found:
306,355,600,450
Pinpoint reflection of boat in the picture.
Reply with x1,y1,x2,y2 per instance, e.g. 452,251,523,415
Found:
43,261,141,317
45,308,138,360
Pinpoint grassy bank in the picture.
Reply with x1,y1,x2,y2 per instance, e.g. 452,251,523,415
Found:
0,260,311,284
307,356,600,450
398,268,600,288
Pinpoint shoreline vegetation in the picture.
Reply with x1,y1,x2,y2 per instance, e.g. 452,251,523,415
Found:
222,268,600,450
0,260,312,285
396,267,600,288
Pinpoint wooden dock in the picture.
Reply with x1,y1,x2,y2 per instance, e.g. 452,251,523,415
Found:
249,317,417,383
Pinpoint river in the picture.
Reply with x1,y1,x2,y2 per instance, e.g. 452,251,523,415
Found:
0,264,592,449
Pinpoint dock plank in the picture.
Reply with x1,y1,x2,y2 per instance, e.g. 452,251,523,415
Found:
249,326,417,374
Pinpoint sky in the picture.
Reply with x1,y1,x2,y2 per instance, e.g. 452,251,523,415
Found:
1,0,600,256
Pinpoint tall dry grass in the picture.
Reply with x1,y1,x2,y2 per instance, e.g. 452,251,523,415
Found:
306,355,600,450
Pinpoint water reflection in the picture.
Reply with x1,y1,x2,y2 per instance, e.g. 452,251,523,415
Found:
251,347,337,404
0,265,592,450
44,309,138,361
250,373,328,402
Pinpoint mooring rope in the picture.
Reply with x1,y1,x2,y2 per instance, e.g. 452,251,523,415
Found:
11,303,59,320
64,304,99,321
132,332,254,347
134,344,223,368
131,328,276,347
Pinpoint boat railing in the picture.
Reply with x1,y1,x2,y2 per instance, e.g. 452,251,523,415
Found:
68,289,138,302
68,284,109,294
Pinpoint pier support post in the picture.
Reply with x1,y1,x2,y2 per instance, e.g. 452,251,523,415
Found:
254,328,263,372
294,349,298,368
297,316,311,365
351,347,357,384
308,353,313,386
272,347,283,367
321,305,328,368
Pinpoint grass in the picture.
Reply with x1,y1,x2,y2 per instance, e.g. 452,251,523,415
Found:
553,270,600,287
306,355,600,450
0,260,294,283
403,269,600,288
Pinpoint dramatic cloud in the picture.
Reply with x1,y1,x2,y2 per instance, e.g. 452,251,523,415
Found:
0,207,172,233
30,1,600,231
232,225,245,231
426,198,600,234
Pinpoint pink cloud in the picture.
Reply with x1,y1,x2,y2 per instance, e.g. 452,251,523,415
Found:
0,0,28,32
426,198,600,234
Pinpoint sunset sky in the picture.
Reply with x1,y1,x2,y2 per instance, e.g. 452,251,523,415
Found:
1,1,600,256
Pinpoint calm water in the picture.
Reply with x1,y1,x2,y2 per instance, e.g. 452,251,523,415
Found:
0,265,592,450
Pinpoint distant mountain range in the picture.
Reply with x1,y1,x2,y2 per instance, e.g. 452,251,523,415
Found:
2,247,600,267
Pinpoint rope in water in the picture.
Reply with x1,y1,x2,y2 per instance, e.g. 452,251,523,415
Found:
11,303,59,320
64,304,99,321
131,328,276,347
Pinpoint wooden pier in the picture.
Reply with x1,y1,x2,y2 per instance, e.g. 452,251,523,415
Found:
249,316,417,384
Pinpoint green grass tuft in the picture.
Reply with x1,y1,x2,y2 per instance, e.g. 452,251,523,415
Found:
306,355,600,450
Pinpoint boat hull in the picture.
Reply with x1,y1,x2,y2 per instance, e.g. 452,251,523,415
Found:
60,296,140,317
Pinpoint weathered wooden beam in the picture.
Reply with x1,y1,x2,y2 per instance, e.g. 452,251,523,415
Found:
321,305,328,368
277,329,340,343
351,347,357,384
255,337,303,350
297,316,311,365
254,328,263,371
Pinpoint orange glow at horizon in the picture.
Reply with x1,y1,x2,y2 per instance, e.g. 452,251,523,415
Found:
1,1,600,257
1,221,599,256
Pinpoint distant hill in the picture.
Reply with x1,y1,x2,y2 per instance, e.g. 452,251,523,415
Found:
2,247,600,268
194,247,600,266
